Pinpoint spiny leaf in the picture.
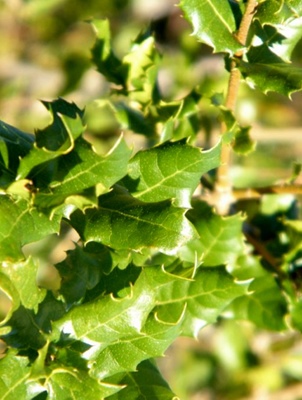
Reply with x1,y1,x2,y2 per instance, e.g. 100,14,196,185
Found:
51,267,157,346
179,0,243,54
124,140,221,208
218,106,255,155
44,367,108,400
238,60,302,96
179,200,245,267
34,136,131,209
122,34,160,105
89,313,181,380
1,306,46,350
91,19,125,85
17,98,85,180
0,196,61,262
256,0,302,26
69,188,197,255
0,350,44,400
155,266,248,337
0,121,34,187
228,275,287,331
0,257,46,313
106,360,179,400
55,244,104,306
250,17,302,63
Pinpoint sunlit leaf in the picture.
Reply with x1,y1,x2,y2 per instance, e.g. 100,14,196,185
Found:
0,196,61,262
155,266,248,337
0,257,46,312
179,200,245,267
17,98,85,180
0,350,44,400
228,275,287,331
70,188,197,255
124,140,221,208
34,136,131,208
91,19,125,85
179,0,243,54
106,360,179,400
239,60,302,96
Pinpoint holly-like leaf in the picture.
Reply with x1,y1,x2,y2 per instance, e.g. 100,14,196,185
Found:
51,267,157,347
124,140,221,208
0,196,61,262
49,267,181,384
238,60,302,96
69,188,197,255
218,106,255,155
55,244,104,306
91,19,125,85
155,266,248,337
179,0,243,54
1,306,46,350
179,200,245,267
0,120,34,187
255,0,302,26
17,98,85,180
250,18,302,63
89,312,180,380
0,257,46,313
122,33,160,105
0,350,44,400
44,367,108,400
34,136,131,209
106,360,179,400
228,275,287,331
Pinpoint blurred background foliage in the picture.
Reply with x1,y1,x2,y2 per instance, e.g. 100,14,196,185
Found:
1,0,302,399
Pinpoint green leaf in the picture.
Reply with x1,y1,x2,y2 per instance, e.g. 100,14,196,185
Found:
0,272,20,326
179,0,243,54
17,98,85,180
0,120,34,186
89,312,180,380
52,267,160,347
1,306,46,350
0,350,44,400
228,275,287,331
106,360,179,400
91,19,125,85
256,0,302,26
124,140,221,208
55,244,104,306
238,60,302,96
155,266,248,337
69,188,197,255
290,298,302,332
0,197,61,262
34,136,131,209
49,267,182,386
0,257,46,313
250,18,302,63
218,106,255,155
179,200,245,267
44,367,107,400
122,33,160,105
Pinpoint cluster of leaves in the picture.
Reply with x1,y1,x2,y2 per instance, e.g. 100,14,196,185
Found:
1,1,302,399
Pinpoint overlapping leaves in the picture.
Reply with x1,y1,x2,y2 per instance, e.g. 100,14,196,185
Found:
179,0,242,54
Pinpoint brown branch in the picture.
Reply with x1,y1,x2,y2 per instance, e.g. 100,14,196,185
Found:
233,184,302,200
244,231,280,271
215,0,258,214
202,183,302,204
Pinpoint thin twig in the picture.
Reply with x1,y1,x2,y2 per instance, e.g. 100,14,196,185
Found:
215,0,258,214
